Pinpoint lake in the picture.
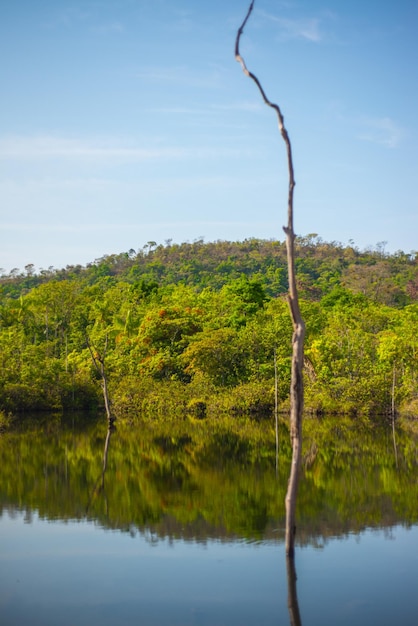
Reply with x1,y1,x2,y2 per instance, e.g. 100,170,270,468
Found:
1,412,418,625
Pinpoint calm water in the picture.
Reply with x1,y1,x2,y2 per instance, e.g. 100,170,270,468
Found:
1,413,418,625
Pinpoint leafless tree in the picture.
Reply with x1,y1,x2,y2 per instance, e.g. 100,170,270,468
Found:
235,0,305,558
86,332,115,428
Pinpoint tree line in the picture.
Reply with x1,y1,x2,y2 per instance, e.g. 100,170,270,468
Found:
0,236,417,417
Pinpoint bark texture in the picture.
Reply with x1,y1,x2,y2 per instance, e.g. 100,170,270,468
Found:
235,0,305,558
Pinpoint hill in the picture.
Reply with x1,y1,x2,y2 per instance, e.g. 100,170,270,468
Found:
2,235,418,306
1,235,417,419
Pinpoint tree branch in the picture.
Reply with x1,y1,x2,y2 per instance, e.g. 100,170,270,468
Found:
235,0,305,559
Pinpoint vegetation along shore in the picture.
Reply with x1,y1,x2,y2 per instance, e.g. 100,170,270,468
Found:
1,235,417,419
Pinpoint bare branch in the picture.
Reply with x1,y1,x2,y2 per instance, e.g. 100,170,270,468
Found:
235,2,298,299
235,0,305,559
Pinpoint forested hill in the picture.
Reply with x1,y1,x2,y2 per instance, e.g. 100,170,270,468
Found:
2,235,418,305
1,235,418,418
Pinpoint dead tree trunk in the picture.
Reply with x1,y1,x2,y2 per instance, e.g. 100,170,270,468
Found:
86,333,116,428
235,0,305,558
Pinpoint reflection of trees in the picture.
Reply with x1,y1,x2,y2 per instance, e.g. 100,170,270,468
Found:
1,416,418,543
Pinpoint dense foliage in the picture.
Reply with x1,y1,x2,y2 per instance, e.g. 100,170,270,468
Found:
1,236,417,417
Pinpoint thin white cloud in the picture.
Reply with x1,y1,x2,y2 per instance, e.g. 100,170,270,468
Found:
135,65,224,89
356,116,404,149
146,101,263,115
163,14,194,34
258,10,323,43
143,107,204,115
0,136,185,160
0,174,263,197
0,136,252,161
210,102,264,113
0,177,114,192
328,103,404,149
91,21,124,34
2,222,134,233
42,7,91,29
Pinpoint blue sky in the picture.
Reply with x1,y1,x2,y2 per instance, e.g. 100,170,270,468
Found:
1,0,417,273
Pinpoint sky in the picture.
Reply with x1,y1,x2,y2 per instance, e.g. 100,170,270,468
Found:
1,0,417,273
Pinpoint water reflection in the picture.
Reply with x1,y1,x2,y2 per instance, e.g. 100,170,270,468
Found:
0,413,417,543
1,414,418,625
286,557,302,626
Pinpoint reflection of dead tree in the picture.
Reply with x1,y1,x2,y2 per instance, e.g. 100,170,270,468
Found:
274,348,279,475
236,0,305,558
287,557,303,626
86,333,116,428
86,424,115,515
101,425,113,481
391,367,399,469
